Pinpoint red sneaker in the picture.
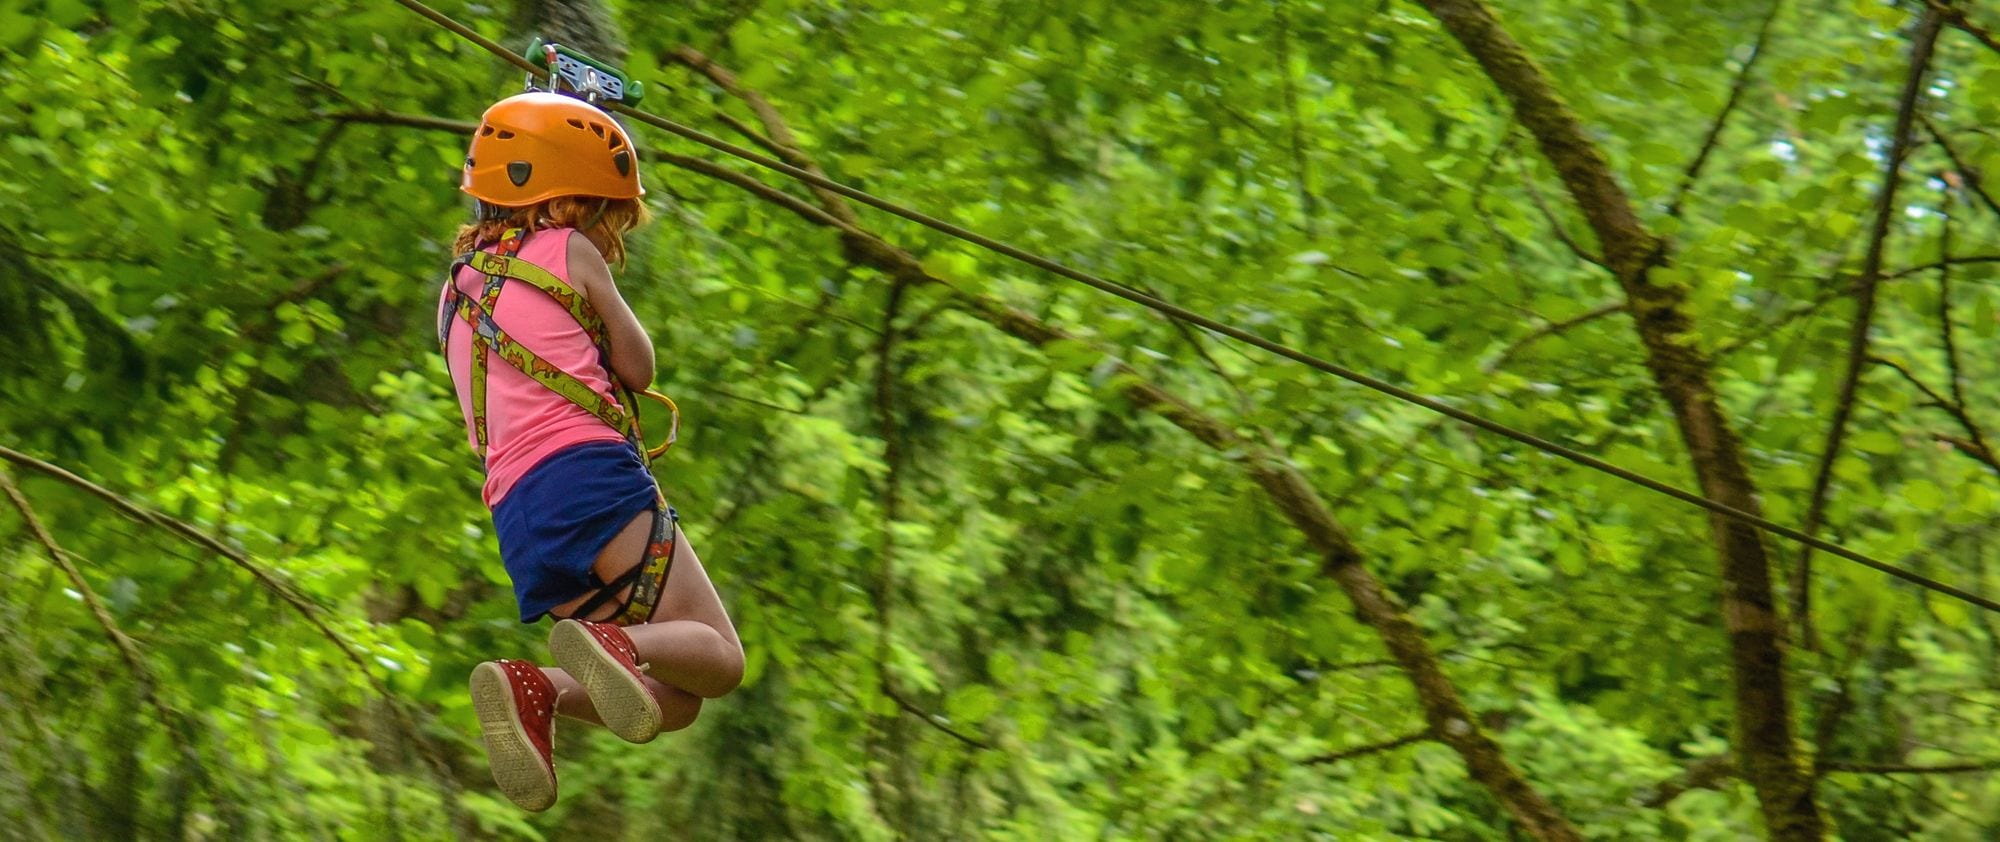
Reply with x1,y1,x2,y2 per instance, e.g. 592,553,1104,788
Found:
469,659,558,811
548,619,661,744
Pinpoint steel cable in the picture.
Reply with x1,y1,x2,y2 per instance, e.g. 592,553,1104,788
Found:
388,0,2000,613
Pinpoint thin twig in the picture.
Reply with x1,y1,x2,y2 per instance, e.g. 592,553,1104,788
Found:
1793,8,1943,648
661,153,853,230
872,277,910,717
1273,0,1318,235
666,45,862,225
1717,255,2000,358
1485,302,1625,371
1668,0,1783,217
864,281,989,754
1513,157,1605,266
1935,190,1979,451
690,384,807,415
1934,433,2000,472
1642,752,2000,811
1821,759,2000,774
881,685,993,750
1879,769,1983,830
0,446,322,612
1329,301,1625,509
316,109,477,133
1888,255,2000,280
710,109,790,161
1872,356,2000,473
1925,116,2000,219
1302,730,1432,765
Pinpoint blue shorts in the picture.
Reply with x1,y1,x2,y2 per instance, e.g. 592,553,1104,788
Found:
491,441,659,622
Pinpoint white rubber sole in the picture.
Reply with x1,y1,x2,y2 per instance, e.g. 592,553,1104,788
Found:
469,662,557,812
548,620,662,744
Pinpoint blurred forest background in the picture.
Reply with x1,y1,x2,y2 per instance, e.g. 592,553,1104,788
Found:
3,0,2000,838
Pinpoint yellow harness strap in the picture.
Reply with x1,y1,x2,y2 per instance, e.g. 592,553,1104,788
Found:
438,228,676,467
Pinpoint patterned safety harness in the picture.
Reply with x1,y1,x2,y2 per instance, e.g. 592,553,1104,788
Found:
439,227,677,625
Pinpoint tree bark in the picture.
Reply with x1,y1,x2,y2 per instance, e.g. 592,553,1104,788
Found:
1413,0,1824,837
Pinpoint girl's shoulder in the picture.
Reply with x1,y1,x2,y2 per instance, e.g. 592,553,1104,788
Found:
514,226,578,279
563,231,615,298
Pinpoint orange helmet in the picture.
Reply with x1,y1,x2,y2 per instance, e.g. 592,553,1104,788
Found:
462,92,643,206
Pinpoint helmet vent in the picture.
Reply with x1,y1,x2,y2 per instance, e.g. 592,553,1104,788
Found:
496,130,516,139
589,123,606,138
507,161,533,187
567,118,586,129
608,135,624,150
613,150,632,178
479,125,494,136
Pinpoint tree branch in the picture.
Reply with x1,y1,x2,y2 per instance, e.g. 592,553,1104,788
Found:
0,446,323,612
1881,771,1982,830
1794,8,1944,648
1934,190,1980,450
1821,759,2000,775
881,685,994,751
1485,301,1625,371
0,445,464,807
689,384,808,415
1330,300,1627,510
665,45,862,225
1925,117,2000,219
1416,0,1823,834
1642,754,1737,808
711,109,791,161
1927,0,2000,56
1718,255,2000,359
1888,254,2000,280
1641,751,2000,812
1273,0,1319,235
0,471,205,788
317,109,478,133
1302,730,1433,765
1514,156,1604,266
1871,355,2000,473
869,278,960,753
1666,0,1783,218
657,153,851,229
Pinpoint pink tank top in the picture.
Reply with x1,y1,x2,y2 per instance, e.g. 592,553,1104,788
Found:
439,227,628,507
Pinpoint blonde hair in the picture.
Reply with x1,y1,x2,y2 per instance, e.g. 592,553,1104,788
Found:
452,196,651,265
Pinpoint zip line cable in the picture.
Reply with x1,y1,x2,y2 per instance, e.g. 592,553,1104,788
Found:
388,0,2000,614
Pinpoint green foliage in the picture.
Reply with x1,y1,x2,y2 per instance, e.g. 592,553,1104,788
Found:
3,0,2000,838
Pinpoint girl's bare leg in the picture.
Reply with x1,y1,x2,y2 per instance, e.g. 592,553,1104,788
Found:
549,511,745,700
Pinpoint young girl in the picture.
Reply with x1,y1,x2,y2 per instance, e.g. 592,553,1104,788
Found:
437,91,744,812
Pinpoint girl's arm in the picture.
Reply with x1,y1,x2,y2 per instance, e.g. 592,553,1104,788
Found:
568,231,656,391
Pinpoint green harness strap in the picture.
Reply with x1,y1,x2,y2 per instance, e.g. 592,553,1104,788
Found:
440,228,638,464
